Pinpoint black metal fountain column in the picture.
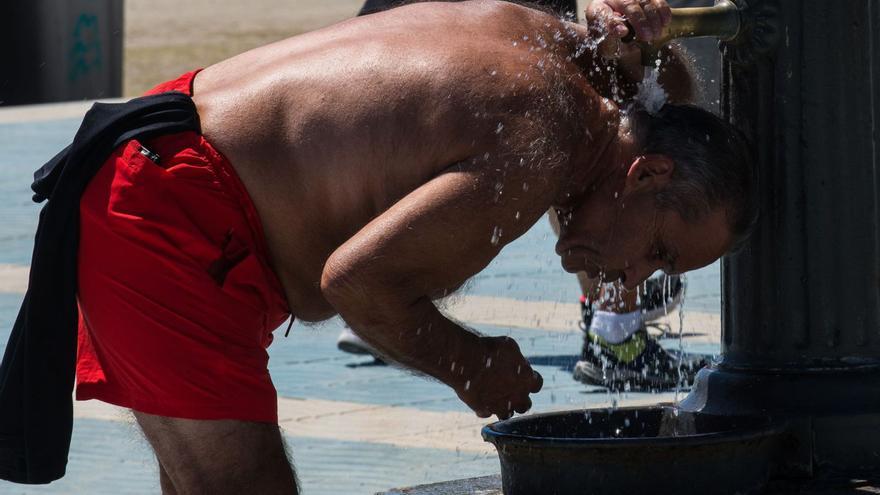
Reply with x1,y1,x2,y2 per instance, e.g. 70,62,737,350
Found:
680,0,880,478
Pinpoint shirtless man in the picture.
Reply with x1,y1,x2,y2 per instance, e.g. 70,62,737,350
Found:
69,0,753,492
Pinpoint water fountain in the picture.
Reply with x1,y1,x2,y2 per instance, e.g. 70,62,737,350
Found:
385,1,880,493
682,0,880,481
485,0,880,493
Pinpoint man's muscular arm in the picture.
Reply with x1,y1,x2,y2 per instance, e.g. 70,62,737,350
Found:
320,142,560,419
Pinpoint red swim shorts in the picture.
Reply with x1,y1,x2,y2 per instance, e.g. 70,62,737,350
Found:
75,70,290,423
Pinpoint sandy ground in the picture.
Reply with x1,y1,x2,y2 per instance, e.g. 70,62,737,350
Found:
123,0,365,95
123,0,595,96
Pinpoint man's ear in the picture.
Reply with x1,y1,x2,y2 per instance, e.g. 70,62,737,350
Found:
622,154,675,195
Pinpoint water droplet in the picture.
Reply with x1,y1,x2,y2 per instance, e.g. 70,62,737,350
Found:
522,35,529,41
522,182,529,191
495,123,504,134
490,226,503,246
486,357,493,368
464,380,471,391
514,211,521,220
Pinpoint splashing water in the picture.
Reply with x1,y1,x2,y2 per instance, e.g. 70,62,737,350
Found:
635,63,669,115
673,274,688,405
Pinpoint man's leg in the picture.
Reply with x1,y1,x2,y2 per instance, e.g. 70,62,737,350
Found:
135,412,298,494
158,460,178,495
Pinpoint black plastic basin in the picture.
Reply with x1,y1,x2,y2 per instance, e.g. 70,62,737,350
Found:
482,406,786,495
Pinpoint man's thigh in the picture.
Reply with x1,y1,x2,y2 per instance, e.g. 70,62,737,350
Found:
134,411,298,495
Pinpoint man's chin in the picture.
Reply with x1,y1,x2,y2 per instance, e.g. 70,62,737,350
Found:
562,265,584,274
558,258,605,279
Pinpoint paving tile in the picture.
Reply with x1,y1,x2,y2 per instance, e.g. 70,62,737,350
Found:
0,119,77,267
0,418,500,495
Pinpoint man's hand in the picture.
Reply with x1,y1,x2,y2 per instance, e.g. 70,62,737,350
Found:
454,336,543,420
586,0,672,59
587,0,672,42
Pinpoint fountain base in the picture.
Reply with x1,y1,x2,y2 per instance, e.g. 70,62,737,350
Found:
681,365,880,477
481,406,785,495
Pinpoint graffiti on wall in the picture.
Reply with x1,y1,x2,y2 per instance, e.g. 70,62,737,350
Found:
68,12,103,82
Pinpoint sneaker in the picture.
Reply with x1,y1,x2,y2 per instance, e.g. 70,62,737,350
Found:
336,326,378,356
578,294,596,331
578,274,683,336
572,327,707,390
639,274,684,322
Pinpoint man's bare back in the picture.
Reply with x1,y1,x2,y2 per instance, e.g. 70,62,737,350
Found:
192,0,616,321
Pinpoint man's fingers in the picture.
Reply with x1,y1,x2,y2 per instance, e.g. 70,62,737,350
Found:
604,0,671,41
611,0,651,41
530,370,544,393
513,397,532,414
657,0,672,26
611,16,630,38
588,2,629,38
642,0,666,39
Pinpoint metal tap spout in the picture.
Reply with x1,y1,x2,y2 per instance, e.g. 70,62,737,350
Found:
635,0,745,65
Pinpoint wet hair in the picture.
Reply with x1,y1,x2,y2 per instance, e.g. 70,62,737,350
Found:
638,104,757,252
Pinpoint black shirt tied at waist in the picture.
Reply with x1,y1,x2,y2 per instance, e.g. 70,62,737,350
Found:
0,92,200,484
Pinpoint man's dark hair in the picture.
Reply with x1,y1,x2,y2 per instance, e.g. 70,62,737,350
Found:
640,104,757,251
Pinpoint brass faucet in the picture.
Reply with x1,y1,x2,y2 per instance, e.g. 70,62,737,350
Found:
630,0,745,65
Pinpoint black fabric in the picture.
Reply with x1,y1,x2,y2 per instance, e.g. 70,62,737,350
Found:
358,0,578,17
0,92,200,484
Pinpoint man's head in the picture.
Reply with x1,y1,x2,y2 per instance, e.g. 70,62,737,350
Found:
556,104,756,289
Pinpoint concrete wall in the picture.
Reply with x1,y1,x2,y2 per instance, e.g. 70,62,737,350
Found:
0,0,123,106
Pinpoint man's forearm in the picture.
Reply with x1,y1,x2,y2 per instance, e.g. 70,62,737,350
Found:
331,293,483,389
